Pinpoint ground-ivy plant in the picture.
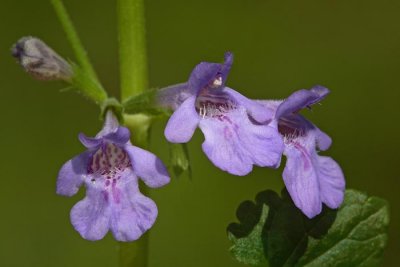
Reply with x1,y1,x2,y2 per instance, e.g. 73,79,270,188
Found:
11,0,390,266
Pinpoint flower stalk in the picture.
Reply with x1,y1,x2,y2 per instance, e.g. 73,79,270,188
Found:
117,0,150,266
117,0,148,101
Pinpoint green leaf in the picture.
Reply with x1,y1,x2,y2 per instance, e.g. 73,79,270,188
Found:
228,203,269,266
297,190,389,267
168,143,192,178
227,189,389,267
122,89,171,116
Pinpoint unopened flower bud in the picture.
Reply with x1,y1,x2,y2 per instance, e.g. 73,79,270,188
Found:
12,37,73,81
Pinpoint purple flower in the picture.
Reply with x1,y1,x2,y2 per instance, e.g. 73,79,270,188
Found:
56,111,170,241
159,52,284,176
261,86,345,218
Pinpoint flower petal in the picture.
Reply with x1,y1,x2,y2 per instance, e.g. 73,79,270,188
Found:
199,109,283,176
276,86,330,119
188,62,221,94
125,145,170,188
78,113,129,149
316,128,332,151
282,140,322,218
188,52,233,94
282,127,345,218
317,156,345,209
78,133,102,148
56,151,91,196
104,126,130,145
96,110,120,138
156,83,191,110
164,96,200,143
110,175,158,241
224,87,275,123
220,52,233,84
70,186,111,241
310,84,330,97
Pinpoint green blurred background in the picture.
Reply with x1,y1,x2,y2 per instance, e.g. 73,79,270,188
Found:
1,0,399,266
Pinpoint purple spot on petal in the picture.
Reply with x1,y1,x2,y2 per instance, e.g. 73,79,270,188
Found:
87,142,132,181
102,191,109,203
294,142,311,170
111,181,120,204
224,126,233,139
222,115,233,124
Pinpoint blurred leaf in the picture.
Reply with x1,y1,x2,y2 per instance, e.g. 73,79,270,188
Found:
169,143,191,178
123,89,172,116
227,189,389,267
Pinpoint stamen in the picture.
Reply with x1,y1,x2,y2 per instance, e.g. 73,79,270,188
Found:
278,118,306,142
195,93,237,118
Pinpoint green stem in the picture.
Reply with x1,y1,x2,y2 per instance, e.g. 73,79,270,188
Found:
120,114,152,267
51,0,99,81
119,233,149,267
70,64,108,104
117,0,150,267
51,0,107,104
117,0,148,101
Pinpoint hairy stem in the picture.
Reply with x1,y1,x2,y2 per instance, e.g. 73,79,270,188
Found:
117,0,148,101
51,0,98,80
117,0,150,266
51,0,107,104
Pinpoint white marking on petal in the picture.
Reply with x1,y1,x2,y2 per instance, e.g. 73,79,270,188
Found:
211,76,223,88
